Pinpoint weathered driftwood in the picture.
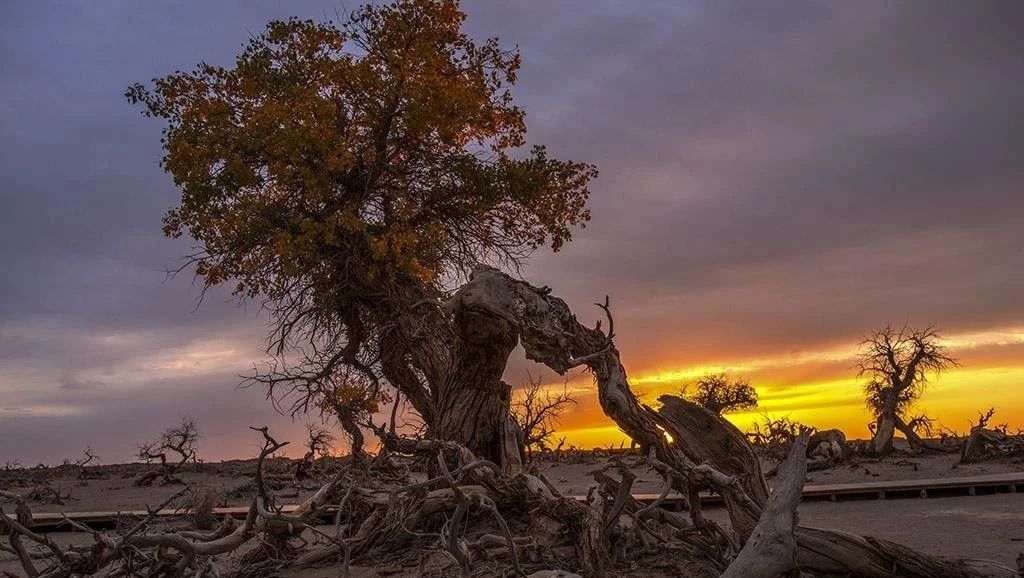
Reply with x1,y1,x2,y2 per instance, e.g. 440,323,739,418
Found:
795,527,1020,578
961,428,1024,464
721,430,809,578
807,428,846,462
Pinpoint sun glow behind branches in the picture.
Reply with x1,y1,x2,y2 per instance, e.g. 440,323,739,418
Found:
538,326,1024,449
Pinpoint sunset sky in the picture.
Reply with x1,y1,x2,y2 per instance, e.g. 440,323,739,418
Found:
2,1,1023,464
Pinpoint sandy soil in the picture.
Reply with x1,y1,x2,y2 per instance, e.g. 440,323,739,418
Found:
791,493,1024,567
5,451,1021,514
536,451,1024,495
701,492,1024,567
3,451,1023,575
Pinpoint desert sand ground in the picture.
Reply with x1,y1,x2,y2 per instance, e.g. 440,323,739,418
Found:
4,450,1021,514
3,450,1023,575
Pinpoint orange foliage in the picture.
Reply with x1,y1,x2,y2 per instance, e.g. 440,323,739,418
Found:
127,0,596,303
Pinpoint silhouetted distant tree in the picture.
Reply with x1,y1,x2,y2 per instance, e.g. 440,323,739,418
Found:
746,413,803,460
295,422,335,480
317,375,386,461
682,373,758,414
857,324,957,455
511,374,576,455
135,418,200,486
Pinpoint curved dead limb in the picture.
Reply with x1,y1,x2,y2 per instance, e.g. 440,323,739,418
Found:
452,267,763,545
897,414,946,453
392,459,502,495
454,266,1019,578
598,464,635,533
366,419,469,459
655,396,767,538
721,430,809,578
795,527,1019,578
250,425,351,527
249,425,291,522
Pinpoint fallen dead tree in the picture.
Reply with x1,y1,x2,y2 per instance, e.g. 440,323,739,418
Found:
961,409,1024,465
720,430,810,578
5,268,1020,578
0,425,357,578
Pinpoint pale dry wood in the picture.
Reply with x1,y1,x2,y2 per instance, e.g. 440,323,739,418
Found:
721,431,809,578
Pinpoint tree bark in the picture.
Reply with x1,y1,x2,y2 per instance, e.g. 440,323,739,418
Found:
656,396,768,538
434,276,520,466
870,410,896,455
721,431,809,578
340,414,365,458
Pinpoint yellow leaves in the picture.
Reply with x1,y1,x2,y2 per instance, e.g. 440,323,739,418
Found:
131,0,596,305
319,377,388,418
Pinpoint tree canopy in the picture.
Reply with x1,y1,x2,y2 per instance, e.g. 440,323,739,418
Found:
857,324,956,419
128,0,597,434
682,373,759,415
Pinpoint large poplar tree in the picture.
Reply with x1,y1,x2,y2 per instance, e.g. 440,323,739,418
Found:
129,0,596,467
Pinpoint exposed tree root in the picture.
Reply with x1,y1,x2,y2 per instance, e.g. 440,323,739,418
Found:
6,268,1019,578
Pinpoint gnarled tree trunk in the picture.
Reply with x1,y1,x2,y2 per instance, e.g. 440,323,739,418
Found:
433,272,522,469
340,414,366,459
657,396,768,537
870,406,897,455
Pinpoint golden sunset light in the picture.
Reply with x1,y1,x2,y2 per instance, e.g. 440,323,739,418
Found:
3,2,1023,575
528,326,1024,450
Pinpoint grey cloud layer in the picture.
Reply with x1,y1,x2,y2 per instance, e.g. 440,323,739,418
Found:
2,1,1022,463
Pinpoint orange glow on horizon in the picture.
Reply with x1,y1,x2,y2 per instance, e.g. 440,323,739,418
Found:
521,326,1024,449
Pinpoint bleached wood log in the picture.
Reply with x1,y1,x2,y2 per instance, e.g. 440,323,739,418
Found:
721,431,808,578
